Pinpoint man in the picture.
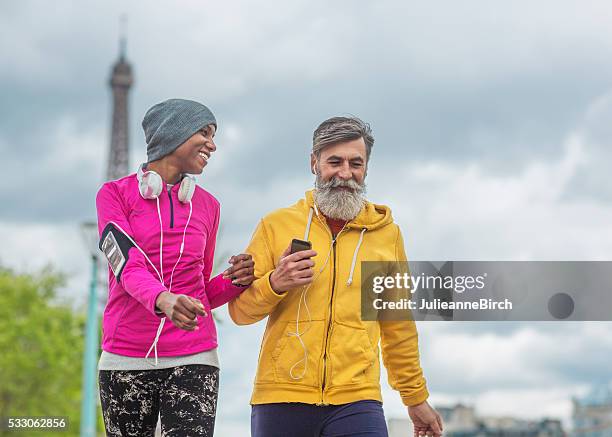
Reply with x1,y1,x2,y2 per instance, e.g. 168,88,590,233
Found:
228,116,443,437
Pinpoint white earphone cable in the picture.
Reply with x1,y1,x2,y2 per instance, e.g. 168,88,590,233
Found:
168,200,192,293
156,197,164,285
288,209,349,380
145,317,166,366
144,196,168,366
107,219,167,366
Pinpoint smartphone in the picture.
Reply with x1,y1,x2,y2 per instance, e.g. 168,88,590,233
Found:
290,238,312,254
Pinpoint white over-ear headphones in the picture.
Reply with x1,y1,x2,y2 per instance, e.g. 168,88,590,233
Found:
137,164,196,203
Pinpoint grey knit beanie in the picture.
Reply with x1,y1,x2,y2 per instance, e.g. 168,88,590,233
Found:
143,98,217,163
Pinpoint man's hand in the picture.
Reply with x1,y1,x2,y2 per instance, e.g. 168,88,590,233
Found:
269,244,317,293
408,401,443,437
223,253,255,286
155,292,207,331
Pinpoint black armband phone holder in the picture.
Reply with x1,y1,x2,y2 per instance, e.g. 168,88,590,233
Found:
99,223,135,280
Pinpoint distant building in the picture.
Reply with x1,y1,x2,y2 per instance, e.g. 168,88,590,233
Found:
572,382,612,437
388,404,565,437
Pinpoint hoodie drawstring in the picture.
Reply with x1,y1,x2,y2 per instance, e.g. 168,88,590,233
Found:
347,228,367,286
304,207,314,240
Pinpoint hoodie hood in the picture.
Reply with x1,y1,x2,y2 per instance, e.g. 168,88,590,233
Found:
303,189,393,231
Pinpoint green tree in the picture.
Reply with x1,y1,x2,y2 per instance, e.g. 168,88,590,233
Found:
0,267,85,436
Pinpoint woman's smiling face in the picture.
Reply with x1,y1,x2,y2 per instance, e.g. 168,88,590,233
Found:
171,124,217,175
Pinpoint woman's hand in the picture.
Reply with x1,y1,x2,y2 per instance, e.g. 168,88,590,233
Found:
155,292,207,331
223,253,255,287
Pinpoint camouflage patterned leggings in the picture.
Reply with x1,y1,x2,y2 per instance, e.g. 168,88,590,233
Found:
99,365,219,437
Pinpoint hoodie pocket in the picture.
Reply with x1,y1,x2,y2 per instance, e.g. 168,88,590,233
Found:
254,320,292,384
327,323,377,388
272,319,325,387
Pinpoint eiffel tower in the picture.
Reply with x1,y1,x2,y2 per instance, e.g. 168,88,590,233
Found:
107,17,133,181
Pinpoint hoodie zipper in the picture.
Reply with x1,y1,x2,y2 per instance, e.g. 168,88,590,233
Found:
320,240,337,405
318,216,347,405
167,187,174,228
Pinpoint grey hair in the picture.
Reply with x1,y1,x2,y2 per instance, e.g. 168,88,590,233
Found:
312,116,374,161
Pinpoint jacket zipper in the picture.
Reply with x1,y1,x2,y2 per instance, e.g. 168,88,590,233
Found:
167,188,174,228
320,240,337,405
318,212,350,405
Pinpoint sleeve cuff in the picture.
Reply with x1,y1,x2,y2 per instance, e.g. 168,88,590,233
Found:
151,288,168,318
401,387,429,407
227,278,249,292
257,270,289,304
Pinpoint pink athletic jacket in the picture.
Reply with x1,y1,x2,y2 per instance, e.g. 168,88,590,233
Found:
96,173,244,357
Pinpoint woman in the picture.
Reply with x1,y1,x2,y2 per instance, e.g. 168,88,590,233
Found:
96,98,254,436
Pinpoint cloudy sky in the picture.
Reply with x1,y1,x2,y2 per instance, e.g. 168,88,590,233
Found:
2,0,612,433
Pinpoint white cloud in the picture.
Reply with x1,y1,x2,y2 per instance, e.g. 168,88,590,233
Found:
370,132,612,261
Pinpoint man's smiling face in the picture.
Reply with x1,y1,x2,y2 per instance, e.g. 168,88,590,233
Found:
311,137,368,221
311,137,367,187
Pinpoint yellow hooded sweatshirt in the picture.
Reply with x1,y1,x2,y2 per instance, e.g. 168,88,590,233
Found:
229,190,429,407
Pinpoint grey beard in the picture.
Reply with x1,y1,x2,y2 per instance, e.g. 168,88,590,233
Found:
313,175,366,221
